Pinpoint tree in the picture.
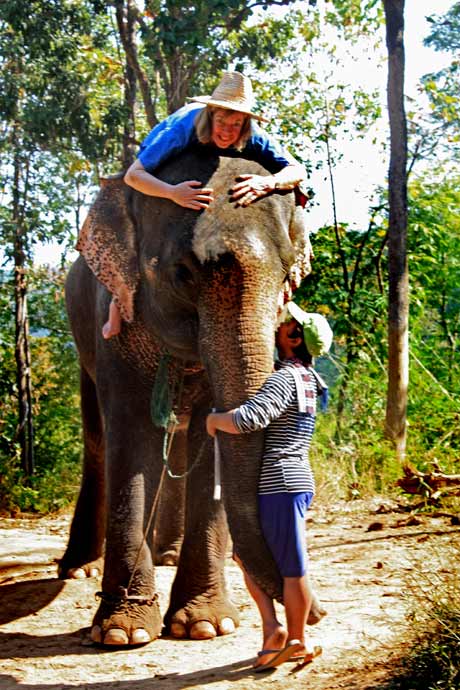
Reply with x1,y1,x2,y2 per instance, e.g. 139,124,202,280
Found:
382,0,408,460
0,0,123,474
0,265,82,512
110,0,356,127
422,3,460,161
408,174,460,384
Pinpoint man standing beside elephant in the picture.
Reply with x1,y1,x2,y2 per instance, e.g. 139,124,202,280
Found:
102,70,310,338
206,303,332,671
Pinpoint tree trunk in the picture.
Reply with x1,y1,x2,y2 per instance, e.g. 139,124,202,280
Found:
383,0,408,460
114,0,158,129
120,1,137,169
12,150,34,476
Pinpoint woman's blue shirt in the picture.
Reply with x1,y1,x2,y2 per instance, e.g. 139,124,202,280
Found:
138,103,298,174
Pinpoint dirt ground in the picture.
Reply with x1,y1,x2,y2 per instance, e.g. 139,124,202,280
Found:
1,498,459,690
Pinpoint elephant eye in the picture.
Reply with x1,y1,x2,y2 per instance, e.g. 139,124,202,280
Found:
175,263,194,284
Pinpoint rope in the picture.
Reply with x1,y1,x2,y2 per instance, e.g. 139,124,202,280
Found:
118,356,210,598
125,462,167,595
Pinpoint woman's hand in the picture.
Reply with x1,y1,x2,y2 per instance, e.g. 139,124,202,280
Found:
230,174,275,207
170,180,214,210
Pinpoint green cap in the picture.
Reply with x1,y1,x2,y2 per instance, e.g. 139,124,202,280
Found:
277,302,333,356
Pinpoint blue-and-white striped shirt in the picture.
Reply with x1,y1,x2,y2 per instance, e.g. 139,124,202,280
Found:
233,359,317,495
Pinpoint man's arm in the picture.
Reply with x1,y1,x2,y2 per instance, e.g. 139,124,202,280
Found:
206,410,240,437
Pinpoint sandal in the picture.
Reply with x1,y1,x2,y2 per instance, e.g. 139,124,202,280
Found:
254,640,304,672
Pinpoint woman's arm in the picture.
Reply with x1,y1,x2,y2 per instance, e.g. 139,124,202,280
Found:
230,126,308,207
124,159,214,210
230,163,307,207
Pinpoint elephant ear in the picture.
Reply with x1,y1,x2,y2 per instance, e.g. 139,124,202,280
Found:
280,205,314,305
76,175,139,322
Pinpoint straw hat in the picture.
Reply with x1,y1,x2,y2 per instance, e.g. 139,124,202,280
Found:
189,71,269,122
277,302,333,357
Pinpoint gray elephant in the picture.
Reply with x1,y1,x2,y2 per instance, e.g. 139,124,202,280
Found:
60,149,321,646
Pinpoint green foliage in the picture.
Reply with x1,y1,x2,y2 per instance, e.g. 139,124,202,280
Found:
419,4,460,160
0,150,95,260
297,172,460,501
311,350,402,502
424,3,460,53
139,0,304,116
0,0,124,160
0,266,82,514
248,4,384,170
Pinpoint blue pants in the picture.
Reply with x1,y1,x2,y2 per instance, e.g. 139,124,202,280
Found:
258,492,314,577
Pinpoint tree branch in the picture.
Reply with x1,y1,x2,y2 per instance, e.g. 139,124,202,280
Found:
114,0,158,128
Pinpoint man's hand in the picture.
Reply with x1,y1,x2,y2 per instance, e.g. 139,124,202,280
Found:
170,180,214,210
206,410,240,436
206,413,218,438
230,174,275,207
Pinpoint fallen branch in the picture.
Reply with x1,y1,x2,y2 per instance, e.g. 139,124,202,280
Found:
397,463,460,499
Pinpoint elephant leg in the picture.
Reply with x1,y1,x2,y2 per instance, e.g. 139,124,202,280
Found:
59,367,105,579
152,429,186,566
91,379,163,647
163,402,239,640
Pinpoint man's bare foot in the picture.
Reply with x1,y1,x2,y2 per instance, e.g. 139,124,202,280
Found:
288,640,323,663
253,625,287,668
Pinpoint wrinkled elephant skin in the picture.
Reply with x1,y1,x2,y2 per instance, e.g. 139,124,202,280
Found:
61,151,314,647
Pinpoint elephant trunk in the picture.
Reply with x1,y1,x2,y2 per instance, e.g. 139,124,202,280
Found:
198,258,284,601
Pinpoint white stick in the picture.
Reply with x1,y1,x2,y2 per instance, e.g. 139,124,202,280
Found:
213,437,222,501
212,408,222,501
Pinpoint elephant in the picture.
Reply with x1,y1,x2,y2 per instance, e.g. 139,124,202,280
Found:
60,148,323,647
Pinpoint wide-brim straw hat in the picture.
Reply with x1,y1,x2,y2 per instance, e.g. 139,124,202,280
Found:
189,71,269,122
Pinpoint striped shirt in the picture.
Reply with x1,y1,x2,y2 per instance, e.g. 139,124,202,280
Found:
232,358,318,495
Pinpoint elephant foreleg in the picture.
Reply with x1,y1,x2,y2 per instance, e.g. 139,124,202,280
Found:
90,375,165,646
163,402,239,640
59,367,105,579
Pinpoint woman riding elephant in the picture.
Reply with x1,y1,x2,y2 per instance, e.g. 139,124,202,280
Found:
102,70,309,339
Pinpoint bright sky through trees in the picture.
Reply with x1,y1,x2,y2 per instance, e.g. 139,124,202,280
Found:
303,0,455,233
33,0,455,265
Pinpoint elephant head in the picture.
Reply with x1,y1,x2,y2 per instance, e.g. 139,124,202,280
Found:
77,150,313,603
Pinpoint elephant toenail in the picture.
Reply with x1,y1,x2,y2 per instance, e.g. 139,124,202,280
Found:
190,621,216,640
68,567,86,579
131,629,151,645
88,568,100,577
218,617,236,635
104,628,129,645
90,625,102,643
170,622,187,638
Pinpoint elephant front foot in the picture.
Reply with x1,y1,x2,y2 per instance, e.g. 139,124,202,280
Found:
164,594,239,640
58,556,103,580
91,592,162,647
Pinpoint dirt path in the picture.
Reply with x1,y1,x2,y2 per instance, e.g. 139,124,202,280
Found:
1,499,459,690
